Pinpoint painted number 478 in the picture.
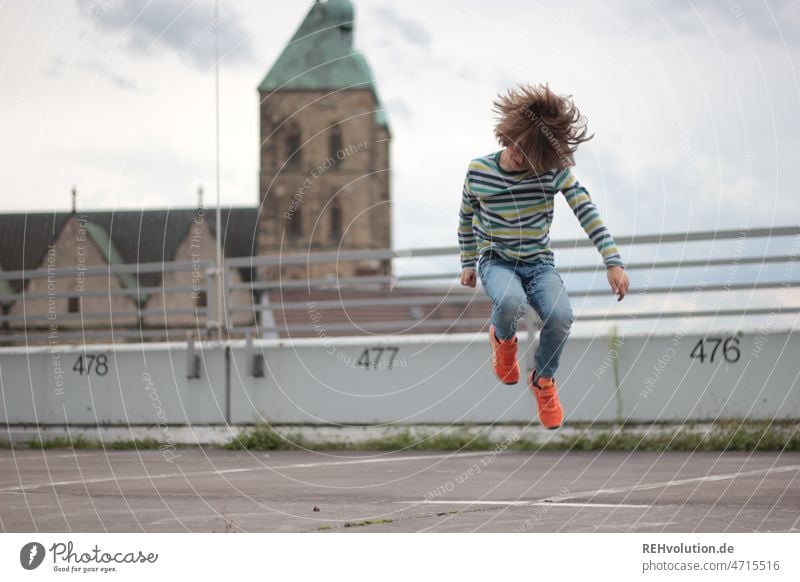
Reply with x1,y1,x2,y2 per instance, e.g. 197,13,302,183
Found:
690,336,740,364
73,354,109,376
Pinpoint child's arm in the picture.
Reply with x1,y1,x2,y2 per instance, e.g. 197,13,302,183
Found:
556,167,624,268
458,173,479,270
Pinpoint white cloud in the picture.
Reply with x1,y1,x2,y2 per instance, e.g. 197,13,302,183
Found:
75,0,255,69
0,0,797,255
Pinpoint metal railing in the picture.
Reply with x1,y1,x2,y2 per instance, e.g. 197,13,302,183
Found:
223,225,800,336
0,259,218,344
1,225,798,344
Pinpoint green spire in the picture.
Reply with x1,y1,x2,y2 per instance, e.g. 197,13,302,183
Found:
259,0,388,128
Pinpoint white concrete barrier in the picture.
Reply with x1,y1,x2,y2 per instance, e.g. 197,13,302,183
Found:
228,328,799,424
1,328,797,426
0,342,227,425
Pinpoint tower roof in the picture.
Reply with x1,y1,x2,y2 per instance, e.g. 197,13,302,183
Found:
259,0,388,128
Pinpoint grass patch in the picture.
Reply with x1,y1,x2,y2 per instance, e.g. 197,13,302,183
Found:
224,424,303,451
343,518,394,528
26,436,172,450
224,421,800,452
28,435,100,449
509,421,800,452
360,427,495,451
107,437,164,450
224,425,497,451
5,421,797,453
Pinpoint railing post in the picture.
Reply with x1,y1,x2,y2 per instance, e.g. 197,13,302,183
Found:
187,334,201,379
205,266,220,336
524,308,540,376
258,287,279,339
221,263,231,334
245,332,264,378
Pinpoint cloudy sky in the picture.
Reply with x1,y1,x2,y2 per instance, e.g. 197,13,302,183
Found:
1,0,798,331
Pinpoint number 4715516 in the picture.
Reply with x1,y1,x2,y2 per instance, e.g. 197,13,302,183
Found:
690,336,740,364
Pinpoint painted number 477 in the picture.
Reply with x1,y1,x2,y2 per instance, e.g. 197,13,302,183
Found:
356,347,400,370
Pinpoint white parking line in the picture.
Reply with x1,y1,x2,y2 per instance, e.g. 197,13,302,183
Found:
540,464,800,502
396,464,800,511
398,500,650,508
0,452,487,493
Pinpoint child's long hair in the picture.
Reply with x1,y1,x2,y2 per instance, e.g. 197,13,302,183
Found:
492,83,593,172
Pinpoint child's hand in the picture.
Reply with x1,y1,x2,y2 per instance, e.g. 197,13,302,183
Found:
460,268,477,288
607,266,629,301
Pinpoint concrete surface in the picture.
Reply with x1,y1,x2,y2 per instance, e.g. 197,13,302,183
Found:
1,448,798,533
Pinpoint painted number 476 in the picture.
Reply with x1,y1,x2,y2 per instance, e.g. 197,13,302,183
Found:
690,336,740,364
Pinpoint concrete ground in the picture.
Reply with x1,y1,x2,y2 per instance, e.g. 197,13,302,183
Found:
1,448,798,533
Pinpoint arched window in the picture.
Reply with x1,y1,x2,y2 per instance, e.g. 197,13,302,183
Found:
285,123,302,169
329,125,342,164
330,197,342,242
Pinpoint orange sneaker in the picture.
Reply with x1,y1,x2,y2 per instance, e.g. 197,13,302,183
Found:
489,324,520,384
528,370,563,429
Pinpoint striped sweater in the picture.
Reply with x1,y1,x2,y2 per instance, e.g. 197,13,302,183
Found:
458,150,624,269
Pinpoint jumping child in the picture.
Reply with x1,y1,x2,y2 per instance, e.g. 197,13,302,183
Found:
458,83,630,429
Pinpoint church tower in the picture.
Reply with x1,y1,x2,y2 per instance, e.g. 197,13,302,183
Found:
258,0,391,280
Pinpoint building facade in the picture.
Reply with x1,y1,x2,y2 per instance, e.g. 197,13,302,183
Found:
0,209,259,343
0,0,421,344
257,0,392,281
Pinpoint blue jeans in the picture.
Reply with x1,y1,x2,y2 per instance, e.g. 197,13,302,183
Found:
477,251,574,379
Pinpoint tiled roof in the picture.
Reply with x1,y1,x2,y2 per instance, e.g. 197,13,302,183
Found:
0,208,259,285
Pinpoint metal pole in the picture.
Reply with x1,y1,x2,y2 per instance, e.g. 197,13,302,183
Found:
214,0,223,338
